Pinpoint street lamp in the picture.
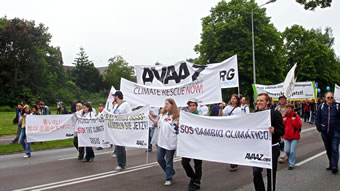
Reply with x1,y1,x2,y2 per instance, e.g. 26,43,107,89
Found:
251,0,276,84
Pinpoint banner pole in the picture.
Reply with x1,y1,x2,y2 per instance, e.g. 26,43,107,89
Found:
238,86,240,96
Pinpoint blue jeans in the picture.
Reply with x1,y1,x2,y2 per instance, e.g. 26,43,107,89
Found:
19,129,31,156
148,127,155,151
116,145,126,168
253,144,280,191
157,147,175,181
284,139,299,167
321,131,340,169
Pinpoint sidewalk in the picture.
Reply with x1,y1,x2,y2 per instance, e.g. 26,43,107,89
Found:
0,135,16,145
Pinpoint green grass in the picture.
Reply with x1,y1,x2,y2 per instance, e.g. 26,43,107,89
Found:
0,139,74,154
0,112,17,136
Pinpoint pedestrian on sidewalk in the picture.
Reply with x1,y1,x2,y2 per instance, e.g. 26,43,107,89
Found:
181,98,202,191
282,104,302,170
253,93,284,191
316,92,340,174
150,98,179,186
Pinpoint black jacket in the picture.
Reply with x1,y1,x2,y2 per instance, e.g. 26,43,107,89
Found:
270,109,285,145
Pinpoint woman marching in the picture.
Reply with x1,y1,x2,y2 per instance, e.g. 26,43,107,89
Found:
79,103,96,162
19,105,32,158
150,98,180,186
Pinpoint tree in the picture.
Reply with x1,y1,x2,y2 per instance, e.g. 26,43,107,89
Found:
296,0,332,10
103,55,135,89
71,47,104,92
283,25,339,92
194,0,286,100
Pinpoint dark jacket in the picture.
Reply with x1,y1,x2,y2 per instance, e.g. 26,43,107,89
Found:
316,102,340,134
270,109,285,145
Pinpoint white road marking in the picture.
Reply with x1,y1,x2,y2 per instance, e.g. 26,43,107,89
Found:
295,151,326,167
13,157,181,191
301,127,316,133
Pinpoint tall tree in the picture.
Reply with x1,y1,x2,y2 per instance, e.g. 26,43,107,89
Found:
194,0,285,99
296,0,332,10
283,25,339,92
103,55,135,89
71,47,104,92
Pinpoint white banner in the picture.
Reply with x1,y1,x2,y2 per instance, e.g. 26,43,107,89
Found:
335,84,340,103
177,110,272,169
283,63,297,99
105,86,117,112
135,55,239,89
104,105,150,148
26,114,76,142
253,81,316,100
76,117,110,147
120,73,222,108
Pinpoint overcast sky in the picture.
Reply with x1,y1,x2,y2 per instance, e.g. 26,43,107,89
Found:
1,0,339,67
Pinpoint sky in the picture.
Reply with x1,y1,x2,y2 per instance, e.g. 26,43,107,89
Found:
1,0,339,67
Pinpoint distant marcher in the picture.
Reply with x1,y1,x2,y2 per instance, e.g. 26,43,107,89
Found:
31,105,40,115
309,99,316,124
39,101,51,115
11,104,23,144
57,100,63,114
282,104,302,170
60,105,70,114
275,96,287,164
73,103,84,160
303,101,310,122
96,104,105,150
316,92,340,174
147,107,160,152
197,103,209,116
79,103,96,162
209,103,220,116
19,105,32,158
240,97,250,114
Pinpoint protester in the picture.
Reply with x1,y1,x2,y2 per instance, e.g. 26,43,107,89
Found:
11,104,23,144
282,104,302,170
253,93,284,191
316,92,340,174
147,107,159,152
96,104,105,150
197,103,209,116
182,98,202,191
19,105,32,158
39,101,51,115
112,91,132,170
79,103,96,162
31,105,40,115
275,96,287,164
219,94,242,171
56,100,63,114
209,103,220,116
73,103,85,160
88,102,96,115
309,99,316,124
60,105,70,114
240,97,250,114
303,100,310,122
150,98,179,186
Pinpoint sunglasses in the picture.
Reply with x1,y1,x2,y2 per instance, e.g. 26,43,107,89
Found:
327,97,334,99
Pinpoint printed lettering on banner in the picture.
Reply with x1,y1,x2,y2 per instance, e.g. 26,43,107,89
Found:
77,117,110,147
177,110,272,169
104,105,150,148
135,55,239,89
26,114,76,142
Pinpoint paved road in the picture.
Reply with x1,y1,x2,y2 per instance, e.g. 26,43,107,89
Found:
0,122,338,191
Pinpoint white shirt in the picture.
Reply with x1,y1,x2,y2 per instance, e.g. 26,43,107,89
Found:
198,105,209,116
222,105,242,116
240,104,250,114
149,107,160,127
113,101,132,114
157,113,178,150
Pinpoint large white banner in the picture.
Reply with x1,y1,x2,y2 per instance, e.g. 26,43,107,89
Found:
76,117,110,148
135,55,239,89
335,84,340,103
120,73,222,108
177,110,272,169
26,114,76,142
253,81,316,100
104,106,150,148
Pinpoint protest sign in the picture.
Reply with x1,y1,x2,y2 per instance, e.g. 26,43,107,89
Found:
335,84,340,103
177,110,272,169
253,81,316,100
120,72,222,107
135,55,238,89
76,117,110,148
26,114,76,142
104,105,150,148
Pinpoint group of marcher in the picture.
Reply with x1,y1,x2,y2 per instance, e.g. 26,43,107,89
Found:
13,90,340,191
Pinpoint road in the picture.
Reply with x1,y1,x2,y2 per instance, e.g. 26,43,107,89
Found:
0,122,339,191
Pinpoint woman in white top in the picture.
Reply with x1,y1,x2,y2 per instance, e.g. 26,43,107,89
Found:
150,98,180,186
80,103,96,162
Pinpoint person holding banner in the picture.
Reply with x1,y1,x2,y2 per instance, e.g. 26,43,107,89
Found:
19,105,32,158
150,98,179,186
253,93,284,191
218,94,242,172
73,103,85,160
112,91,132,170
240,97,250,114
79,103,96,162
282,104,302,170
181,98,203,191
316,92,340,174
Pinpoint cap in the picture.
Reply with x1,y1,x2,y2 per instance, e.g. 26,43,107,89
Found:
113,90,123,99
187,98,198,105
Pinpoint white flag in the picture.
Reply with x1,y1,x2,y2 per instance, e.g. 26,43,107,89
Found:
283,63,297,99
105,86,117,112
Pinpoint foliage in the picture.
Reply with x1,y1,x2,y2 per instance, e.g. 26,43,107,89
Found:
194,0,285,100
296,0,332,10
103,55,136,89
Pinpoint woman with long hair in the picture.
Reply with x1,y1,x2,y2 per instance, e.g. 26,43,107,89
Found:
80,103,96,162
150,98,179,186
19,105,31,158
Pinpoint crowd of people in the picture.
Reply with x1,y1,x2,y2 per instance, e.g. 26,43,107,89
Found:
12,90,340,191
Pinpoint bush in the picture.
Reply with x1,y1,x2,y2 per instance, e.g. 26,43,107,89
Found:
0,105,14,112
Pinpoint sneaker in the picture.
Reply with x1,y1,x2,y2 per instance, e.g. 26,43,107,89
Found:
115,166,125,171
188,180,200,191
23,155,31,158
288,166,294,170
332,168,338,174
89,157,95,162
326,166,332,170
164,180,172,186
112,153,117,158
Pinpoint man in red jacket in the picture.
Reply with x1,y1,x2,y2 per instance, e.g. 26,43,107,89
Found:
282,104,302,170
